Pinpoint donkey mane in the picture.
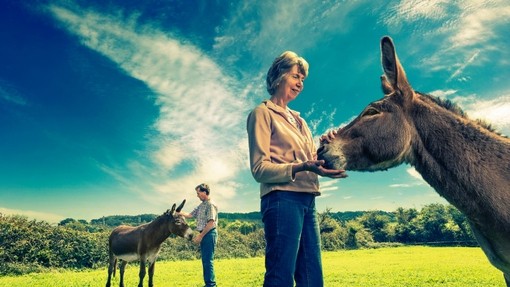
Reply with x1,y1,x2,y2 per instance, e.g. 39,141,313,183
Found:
416,91,505,136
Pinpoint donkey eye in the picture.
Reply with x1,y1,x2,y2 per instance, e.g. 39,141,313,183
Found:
361,107,380,117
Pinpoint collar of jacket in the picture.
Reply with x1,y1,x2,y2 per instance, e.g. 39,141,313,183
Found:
263,100,301,117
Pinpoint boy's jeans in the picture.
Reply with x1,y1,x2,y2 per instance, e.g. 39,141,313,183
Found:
201,228,217,287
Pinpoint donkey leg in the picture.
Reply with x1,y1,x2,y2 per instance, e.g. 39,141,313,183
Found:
105,255,116,287
148,262,155,287
119,260,128,287
138,261,147,287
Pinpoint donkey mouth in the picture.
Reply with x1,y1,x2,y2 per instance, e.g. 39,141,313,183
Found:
182,229,194,241
317,145,347,170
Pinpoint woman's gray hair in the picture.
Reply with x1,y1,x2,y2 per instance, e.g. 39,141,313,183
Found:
266,51,309,95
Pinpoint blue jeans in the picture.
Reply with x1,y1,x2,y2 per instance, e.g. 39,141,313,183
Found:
200,228,217,287
261,191,323,287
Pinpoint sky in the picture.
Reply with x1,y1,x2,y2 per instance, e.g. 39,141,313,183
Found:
1,0,509,223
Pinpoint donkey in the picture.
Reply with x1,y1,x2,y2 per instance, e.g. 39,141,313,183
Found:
106,200,194,287
317,36,510,285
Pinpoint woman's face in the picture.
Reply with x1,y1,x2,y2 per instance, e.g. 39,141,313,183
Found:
275,64,305,102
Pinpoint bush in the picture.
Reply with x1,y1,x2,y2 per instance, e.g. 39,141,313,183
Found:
0,203,478,275
0,214,109,275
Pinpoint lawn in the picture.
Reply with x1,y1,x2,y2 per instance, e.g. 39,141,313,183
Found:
0,246,504,286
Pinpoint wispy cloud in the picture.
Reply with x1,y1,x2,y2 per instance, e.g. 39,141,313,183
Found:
385,0,510,81
460,95,510,135
308,105,338,137
389,168,426,188
0,207,64,224
319,179,340,193
388,0,451,22
406,168,426,182
212,0,356,95
429,89,457,98
0,79,27,106
447,50,479,82
449,1,510,49
431,89,510,135
45,3,250,208
213,0,363,78
389,183,412,188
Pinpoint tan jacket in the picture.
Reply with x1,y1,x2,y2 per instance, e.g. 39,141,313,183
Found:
247,100,320,198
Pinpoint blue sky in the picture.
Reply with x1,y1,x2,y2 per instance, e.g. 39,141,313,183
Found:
1,0,509,223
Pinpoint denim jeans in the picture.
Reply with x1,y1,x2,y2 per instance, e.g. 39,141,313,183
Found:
200,228,217,287
261,191,323,287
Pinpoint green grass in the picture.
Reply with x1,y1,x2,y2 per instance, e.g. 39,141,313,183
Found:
0,246,505,286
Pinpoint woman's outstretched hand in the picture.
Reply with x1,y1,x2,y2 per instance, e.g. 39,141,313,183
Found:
294,160,347,179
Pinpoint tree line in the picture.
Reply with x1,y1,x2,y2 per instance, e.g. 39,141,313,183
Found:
0,203,476,275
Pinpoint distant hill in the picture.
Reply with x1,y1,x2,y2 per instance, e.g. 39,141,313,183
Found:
89,213,158,227
219,211,261,221
88,212,261,227
86,210,389,227
330,210,395,222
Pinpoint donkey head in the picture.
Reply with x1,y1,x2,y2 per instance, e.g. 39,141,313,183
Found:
317,36,415,171
167,199,193,240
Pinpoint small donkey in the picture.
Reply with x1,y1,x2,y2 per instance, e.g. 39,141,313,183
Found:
106,200,194,287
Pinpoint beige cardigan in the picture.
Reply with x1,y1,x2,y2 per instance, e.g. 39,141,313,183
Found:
247,100,320,198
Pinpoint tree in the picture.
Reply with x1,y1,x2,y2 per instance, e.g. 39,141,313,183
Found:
318,209,348,250
417,204,453,242
345,220,373,249
393,207,419,243
225,220,257,235
446,205,474,241
359,211,391,242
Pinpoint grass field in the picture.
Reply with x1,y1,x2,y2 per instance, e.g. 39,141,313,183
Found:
0,246,505,286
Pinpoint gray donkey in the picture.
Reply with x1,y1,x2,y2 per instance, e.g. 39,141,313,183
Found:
106,200,194,287
318,36,510,286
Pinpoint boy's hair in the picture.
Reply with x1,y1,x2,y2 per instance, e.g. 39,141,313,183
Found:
196,183,210,195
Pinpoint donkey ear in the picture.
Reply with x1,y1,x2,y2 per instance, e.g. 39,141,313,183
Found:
169,203,177,214
176,199,186,212
381,75,394,95
380,36,412,96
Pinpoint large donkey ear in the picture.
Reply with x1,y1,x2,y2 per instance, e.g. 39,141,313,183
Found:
169,203,177,214
176,199,186,212
380,36,412,96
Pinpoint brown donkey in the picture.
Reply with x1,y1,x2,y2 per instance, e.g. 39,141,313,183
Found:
318,36,510,285
106,200,194,287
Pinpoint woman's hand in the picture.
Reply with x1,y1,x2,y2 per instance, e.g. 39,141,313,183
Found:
320,129,337,144
297,160,347,179
308,160,348,178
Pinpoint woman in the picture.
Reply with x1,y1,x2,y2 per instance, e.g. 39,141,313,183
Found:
246,51,347,287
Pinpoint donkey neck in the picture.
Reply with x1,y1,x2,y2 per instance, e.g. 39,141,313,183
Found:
143,215,172,246
410,95,510,230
